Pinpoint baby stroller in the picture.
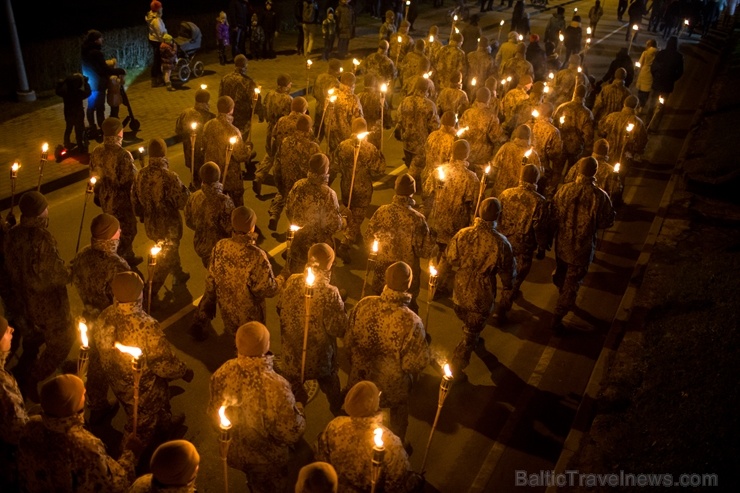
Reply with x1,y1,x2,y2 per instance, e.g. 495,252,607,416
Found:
173,21,204,83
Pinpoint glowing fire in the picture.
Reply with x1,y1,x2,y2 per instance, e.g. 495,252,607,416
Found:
138,146,145,154
352,58,360,66
429,35,434,43
659,96,665,105
456,126,469,137
485,165,491,174
397,35,402,44
559,115,566,125
357,131,369,141
289,224,301,232
632,24,639,31
524,148,533,159
587,27,592,35
429,264,438,277
453,14,458,22
200,84,208,90
12,162,20,172
626,123,635,132
471,77,477,86
532,109,539,119
150,244,162,257
229,136,237,145
559,34,564,43
307,59,313,68
548,72,554,80
306,267,315,287
372,239,379,253
373,427,384,448
42,143,49,153
79,321,89,348
437,167,445,181
499,20,505,26
190,121,198,130
614,162,621,173
635,61,641,68
115,342,142,360
380,83,388,93
218,406,231,429
254,87,260,95
328,88,335,96
89,176,97,186
329,95,337,103
443,363,452,378
577,66,583,73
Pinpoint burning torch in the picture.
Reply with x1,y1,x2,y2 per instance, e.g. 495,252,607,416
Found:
222,136,237,185
531,108,540,124
370,427,385,493
474,165,491,219
426,34,434,57
77,319,90,379
189,122,198,191
347,131,370,211
380,83,388,152
75,176,97,254
115,342,143,436
497,19,505,43
147,244,162,314
317,88,335,141
300,267,315,383
404,0,410,21
522,147,533,164
424,263,439,332
352,58,360,74
218,405,232,493
246,87,260,143
306,59,313,97
9,162,21,218
420,363,454,473
137,146,146,168
450,15,458,43
628,24,639,54
619,122,635,167
37,143,49,191
395,35,403,69
361,239,379,299
286,224,301,271
649,96,665,130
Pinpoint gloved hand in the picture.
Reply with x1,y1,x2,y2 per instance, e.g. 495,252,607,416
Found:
182,368,195,383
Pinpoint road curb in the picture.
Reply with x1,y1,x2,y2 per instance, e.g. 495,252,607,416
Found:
546,26,736,491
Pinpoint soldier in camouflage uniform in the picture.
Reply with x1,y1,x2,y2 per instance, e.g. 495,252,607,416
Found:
70,213,131,415
219,54,262,138
344,262,430,441
129,440,199,493
97,272,193,446
564,139,623,202
491,124,542,198
277,244,347,413
89,117,140,265
378,10,396,42
17,374,140,493
202,96,252,207
286,154,346,274
396,78,440,167
175,89,215,190
497,165,548,316
398,39,429,92
401,56,432,99
269,115,321,231
435,33,467,91
4,192,74,401
436,71,470,117
389,21,414,67
315,381,415,492
549,58,589,109
460,87,503,175
447,198,515,373
531,102,564,198
271,96,310,159
550,157,615,330
358,73,392,151
192,207,280,337
131,138,191,296
365,175,437,309
413,111,456,189
502,74,532,125
184,162,235,268
0,317,28,492
500,43,535,90
426,26,444,69
325,72,364,156
552,84,594,177
332,118,385,255
313,60,342,140
592,68,631,126
361,41,397,89
505,81,546,136
495,31,522,70
597,95,648,173
467,37,495,98
209,322,306,493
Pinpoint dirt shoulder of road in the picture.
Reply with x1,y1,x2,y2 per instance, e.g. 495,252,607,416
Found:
564,32,740,492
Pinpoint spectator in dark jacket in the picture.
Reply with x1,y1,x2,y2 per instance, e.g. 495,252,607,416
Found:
626,0,647,41
56,74,92,152
263,0,278,58
564,15,583,66
526,34,547,82
80,30,125,135
601,48,634,87
646,35,684,117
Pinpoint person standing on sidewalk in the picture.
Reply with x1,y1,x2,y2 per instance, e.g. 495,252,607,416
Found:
80,30,125,137
336,0,356,59
302,0,319,58
146,1,167,88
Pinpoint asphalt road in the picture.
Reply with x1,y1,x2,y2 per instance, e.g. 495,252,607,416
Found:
1,1,713,491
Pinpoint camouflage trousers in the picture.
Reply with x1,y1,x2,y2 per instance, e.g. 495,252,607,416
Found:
287,370,343,416
451,304,490,373
499,247,534,312
255,154,274,185
148,239,186,297
117,383,173,449
341,206,367,247
225,187,245,208
183,142,205,189
407,153,425,185
552,257,589,319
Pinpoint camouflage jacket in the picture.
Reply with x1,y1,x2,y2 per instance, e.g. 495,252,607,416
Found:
202,114,251,194
128,474,195,493
531,118,563,171
131,157,189,242
275,130,322,195
361,53,396,85
259,87,293,155
423,128,456,185
552,98,595,157
315,416,410,493
424,158,480,245
331,138,385,208
209,355,306,466
592,80,631,124
389,33,414,65
597,108,648,160
399,51,430,86
397,94,439,155
219,71,262,132
467,50,495,88
174,104,215,165
70,238,131,317
550,67,589,109
0,350,28,446
500,56,534,87
498,182,549,254
89,137,138,219
325,84,364,152
501,87,529,124
505,95,542,136
277,269,347,380
564,154,623,199
358,89,392,150
551,174,616,266
491,138,542,198
18,412,136,493
364,195,437,294
313,72,340,111
96,300,188,414
378,20,396,42
206,233,279,330
427,39,444,69
184,182,235,261
434,45,467,89
345,287,430,406
460,102,503,167
436,87,470,118
272,111,305,157
4,217,70,322
447,217,515,312
495,40,521,69
286,174,344,240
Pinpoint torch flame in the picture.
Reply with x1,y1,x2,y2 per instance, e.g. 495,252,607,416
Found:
397,35,403,43
453,14,458,22
456,126,469,137
429,263,438,277
684,19,689,26
340,67,344,73
372,239,379,253
200,84,208,90
191,121,198,130
328,88,335,96
115,342,142,360
357,131,369,141
254,87,260,95
524,148,533,158
218,405,231,429
437,167,445,181
577,66,583,73
429,35,435,43
138,146,145,154
586,37,591,44
559,34,564,42
79,321,89,348
499,20,505,26
12,162,20,172
506,76,512,82
307,59,313,68
454,27,460,34
632,24,639,31
42,143,49,153
150,244,162,257
373,427,384,448
352,58,360,66
518,34,523,41
289,224,301,232
306,267,315,287
548,72,554,80
406,0,410,5
380,83,388,93
329,95,337,103
635,61,641,68
422,72,430,79
89,176,97,185
485,165,491,174
471,77,477,86
544,85,550,93
559,115,566,125
626,123,635,132
659,96,665,105
532,109,540,119
443,363,452,378
614,162,621,173
587,27,592,35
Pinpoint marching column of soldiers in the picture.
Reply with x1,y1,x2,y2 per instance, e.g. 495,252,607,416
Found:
2,8,682,492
